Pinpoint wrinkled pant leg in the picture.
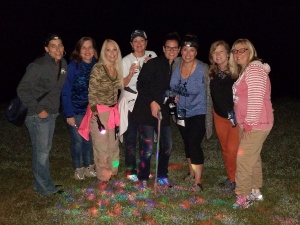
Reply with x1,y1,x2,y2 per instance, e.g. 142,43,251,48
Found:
90,111,112,181
124,118,139,175
25,113,58,195
235,129,270,195
157,126,172,178
213,111,239,182
137,125,154,180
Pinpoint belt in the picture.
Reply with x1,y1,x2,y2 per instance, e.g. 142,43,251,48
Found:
124,86,137,94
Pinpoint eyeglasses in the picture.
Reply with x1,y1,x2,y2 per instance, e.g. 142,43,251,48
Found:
164,46,179,51
231,48,248,54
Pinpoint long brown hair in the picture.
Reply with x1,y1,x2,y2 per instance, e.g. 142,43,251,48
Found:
70,37,98,63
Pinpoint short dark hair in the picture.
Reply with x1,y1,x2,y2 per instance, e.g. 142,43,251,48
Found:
44,33,62,46
164,32,180,46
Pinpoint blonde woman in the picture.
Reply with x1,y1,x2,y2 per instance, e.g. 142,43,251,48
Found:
79,39,123,182
229,39,273,209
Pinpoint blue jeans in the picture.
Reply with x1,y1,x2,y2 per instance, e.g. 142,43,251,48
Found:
124,118,140,175
138,125,172,180
25,113,59,195
67,114,93,169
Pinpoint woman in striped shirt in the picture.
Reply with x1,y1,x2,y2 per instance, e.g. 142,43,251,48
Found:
229,39,274,209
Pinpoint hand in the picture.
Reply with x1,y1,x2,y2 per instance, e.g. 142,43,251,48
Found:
143,56,152,63
38,110,48,118
174,95,178,104
150,101,161,119
130,63,139,74
67,117,76,127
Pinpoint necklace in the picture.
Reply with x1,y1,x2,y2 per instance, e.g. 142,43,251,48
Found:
180,60,195,79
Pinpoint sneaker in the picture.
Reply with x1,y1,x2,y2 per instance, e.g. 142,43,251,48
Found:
232,195,253,209
74,167,85,180
84,165,97,177
140,180,148,188
157,178,172,187
219,178,236,191
126,174,139,182
192,183,203,192
250,189,263,201
184,173,195,181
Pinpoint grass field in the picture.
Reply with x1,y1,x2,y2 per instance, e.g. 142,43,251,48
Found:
0,98,299,225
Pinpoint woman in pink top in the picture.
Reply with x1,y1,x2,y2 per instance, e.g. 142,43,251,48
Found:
229,39,274,209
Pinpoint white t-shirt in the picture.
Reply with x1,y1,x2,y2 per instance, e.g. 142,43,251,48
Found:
122,50,157,91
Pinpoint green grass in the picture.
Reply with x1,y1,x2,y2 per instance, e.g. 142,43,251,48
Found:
0,98,299,225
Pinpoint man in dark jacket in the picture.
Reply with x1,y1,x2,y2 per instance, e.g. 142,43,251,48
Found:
17,34,67,195
130,32,180,188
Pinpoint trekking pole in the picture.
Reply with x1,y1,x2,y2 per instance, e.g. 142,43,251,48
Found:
154,110,162,195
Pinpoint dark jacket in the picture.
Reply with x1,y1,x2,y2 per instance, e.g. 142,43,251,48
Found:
17,53,67,115
61,59,96,118
131,55,173,127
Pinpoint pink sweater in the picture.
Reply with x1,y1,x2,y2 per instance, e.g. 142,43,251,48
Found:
78,104,120,141
233,60,274,131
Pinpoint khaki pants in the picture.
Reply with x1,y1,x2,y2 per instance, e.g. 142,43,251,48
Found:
90,111,119,181
235,129,270,196
213,111,239,182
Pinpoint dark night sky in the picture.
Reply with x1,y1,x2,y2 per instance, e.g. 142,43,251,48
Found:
1,0,299,103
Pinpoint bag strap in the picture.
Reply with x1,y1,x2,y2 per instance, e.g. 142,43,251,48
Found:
37,60,62,102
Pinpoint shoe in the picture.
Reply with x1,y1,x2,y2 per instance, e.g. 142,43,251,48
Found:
232,195,253,209
249,189,263,201
219,178,231,186
54,189,65,195
84,165,97,178
192,183,203,192
157,178,172,187
219,178,235,191
230,182,236,191
126,174,139,182
184,173,195,181
74,167,85,180
139,180,148,188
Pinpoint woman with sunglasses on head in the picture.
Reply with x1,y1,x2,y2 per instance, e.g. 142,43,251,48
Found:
17,33,67,195
170,34,213,191
119,30,157,182
208,40,239,192
229,39,274,209
62,37,98,181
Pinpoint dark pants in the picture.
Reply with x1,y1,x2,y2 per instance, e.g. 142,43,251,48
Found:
137,125,172,180
124,118,140,175
177,115,206,165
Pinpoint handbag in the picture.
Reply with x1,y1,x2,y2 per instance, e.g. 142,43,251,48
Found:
5,91,52,127
5,61,63,127
5,96,28,127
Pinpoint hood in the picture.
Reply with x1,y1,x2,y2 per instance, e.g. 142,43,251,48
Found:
250,60,271,73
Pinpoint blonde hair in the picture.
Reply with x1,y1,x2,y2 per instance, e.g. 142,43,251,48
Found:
229,38,261,78
98,39,123,87
208,40,230,78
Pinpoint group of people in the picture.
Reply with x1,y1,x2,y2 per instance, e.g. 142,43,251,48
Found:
17,30,274,209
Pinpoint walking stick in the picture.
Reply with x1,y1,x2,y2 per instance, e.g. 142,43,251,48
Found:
154,110,162,195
